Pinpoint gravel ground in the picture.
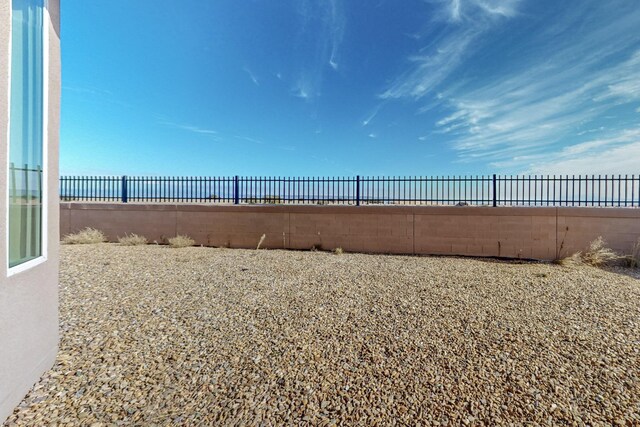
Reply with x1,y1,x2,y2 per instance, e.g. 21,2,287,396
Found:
5,244,640,426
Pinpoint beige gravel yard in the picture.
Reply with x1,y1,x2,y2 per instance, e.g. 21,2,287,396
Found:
5,244,640,426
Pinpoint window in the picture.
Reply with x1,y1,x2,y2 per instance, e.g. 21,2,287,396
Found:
8,0,46,270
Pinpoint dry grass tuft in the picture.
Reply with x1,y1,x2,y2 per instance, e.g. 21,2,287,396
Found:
557,252,584,267
582,237,621,267
256,234,266,250
63,228,107,245
168,235,195,248
118,234,148,246
333,247,344,255
626,238,640,268
560,236,621,267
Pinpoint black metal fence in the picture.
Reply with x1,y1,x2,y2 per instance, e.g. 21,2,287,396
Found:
10,163,43,202
58,175,640,207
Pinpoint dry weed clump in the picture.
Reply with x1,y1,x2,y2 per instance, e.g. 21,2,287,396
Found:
168,235,195,248
582,237,621,267
557,252,583,267
560,236,621,267
627,238,640,268
333,247,344,255
118,234,148,246
62,228,107,245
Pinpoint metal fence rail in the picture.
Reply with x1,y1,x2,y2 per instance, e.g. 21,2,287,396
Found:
59,174,640,207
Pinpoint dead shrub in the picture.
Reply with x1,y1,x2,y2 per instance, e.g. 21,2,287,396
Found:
557,252,584,267
626,238,640,268
168,235,195,248
560,236,621,267
63,228,107,244
118,234,148,246
582,237,621,267
333,247,344,255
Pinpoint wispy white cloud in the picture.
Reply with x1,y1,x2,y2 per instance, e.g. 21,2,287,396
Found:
577,127,605,136
522,128,640,175
381,0,520,100
243,67,259,86
380,29,479,99
63,85,114,96
64,85,136,110
368,133,378,139
161,122,268,148
560,129,640,156
531,143,640,175
448,0,462,21
291,0,346,100
439,50,640,164
362,104,384,126
380,0,640,173
160,121,219,137
233,135,264,145
328,0,345,70
292,83,311,100
422,1,640,171
443,0,520,23
440,84,610,156
278,145,297,151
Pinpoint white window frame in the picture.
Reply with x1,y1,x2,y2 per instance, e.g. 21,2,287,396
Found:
6,0,50,277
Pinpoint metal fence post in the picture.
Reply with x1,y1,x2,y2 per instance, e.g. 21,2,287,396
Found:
356,175,361,206
9,162,16,202
492,174,497,207
122,175,128,203
234,176,240,205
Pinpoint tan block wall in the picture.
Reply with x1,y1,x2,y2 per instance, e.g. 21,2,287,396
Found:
60,203,640,261
414,208,557,259
1,2,61,422
289,211,413,254
177,206,288,249
65,203,178,244
557,208,640,258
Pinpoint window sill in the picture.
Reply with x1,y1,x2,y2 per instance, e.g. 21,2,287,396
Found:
7,255,47,277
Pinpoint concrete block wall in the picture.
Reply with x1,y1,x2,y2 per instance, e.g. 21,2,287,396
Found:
413,207,560,260
557,208,640,258
60,203,640,261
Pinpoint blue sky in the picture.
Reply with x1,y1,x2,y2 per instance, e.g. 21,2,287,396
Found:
61,0,640,177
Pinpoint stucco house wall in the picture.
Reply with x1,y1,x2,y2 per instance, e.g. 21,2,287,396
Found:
0,0,60,421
